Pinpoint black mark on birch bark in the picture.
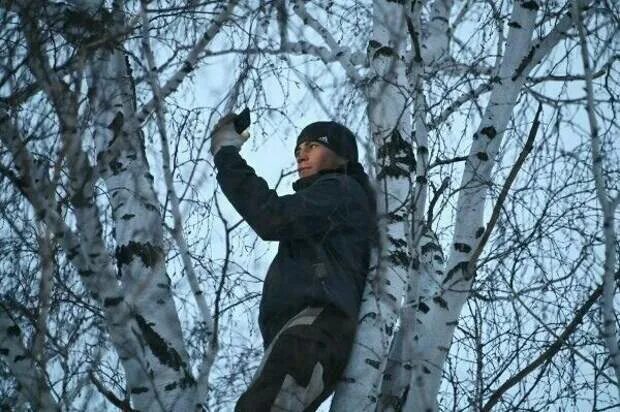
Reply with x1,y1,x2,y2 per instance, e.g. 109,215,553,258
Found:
443,261,469,284
476,152,489,161
14,354,27,362
7,325,20,337
368,40,396,58
480,126,497,140
433,296,449,310
454,243,472,253
365,358,381,369
421,241,442,255
418,302,430,314
103,296,123,307
116,241,162,268
521,1,540,11
135,314,184,371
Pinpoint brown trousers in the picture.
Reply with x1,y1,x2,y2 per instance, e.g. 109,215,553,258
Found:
235,306,356,412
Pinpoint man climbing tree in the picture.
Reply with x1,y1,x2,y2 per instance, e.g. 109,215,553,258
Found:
211,112,376,411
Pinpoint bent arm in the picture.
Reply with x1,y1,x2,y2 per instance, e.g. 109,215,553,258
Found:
214,146,344,240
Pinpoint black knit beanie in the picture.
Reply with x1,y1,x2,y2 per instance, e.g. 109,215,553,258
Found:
295,121,358,163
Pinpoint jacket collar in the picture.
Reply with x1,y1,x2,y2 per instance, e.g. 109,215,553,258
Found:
292,166,346,192
292,161,372,192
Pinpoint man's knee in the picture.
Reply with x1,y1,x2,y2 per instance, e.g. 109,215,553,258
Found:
272,361,325,411
235,332,332,412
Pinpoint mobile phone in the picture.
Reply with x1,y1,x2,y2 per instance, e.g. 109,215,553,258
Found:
233,107,251,134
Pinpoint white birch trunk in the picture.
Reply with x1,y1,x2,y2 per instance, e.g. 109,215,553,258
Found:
331,1,411,410
6,1,239,408
87,47,197,410
378,0,452,408
404,2,539,409
19,6,188,406
0,17,159,407
0,305,59,411
138,2,218,402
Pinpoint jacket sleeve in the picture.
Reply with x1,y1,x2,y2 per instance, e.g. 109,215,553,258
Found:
214,146,346,241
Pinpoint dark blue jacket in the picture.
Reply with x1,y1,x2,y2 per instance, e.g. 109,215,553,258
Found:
214,146,374,346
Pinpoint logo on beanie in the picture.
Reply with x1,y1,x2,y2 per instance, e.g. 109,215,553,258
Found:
317,136,329,144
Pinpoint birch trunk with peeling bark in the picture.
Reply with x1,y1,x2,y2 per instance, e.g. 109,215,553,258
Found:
377,0,452,409
88,48,198,411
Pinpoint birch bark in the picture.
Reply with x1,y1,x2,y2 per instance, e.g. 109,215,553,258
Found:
79,1,238,407
0,305,59,411
15,4,194,408
139,1,218,403
2,1,238,408
87,45,197,412
404,2,539,409
331,1,412,409
378,1,452,408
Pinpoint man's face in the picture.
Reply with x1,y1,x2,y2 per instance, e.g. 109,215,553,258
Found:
295,141,345,178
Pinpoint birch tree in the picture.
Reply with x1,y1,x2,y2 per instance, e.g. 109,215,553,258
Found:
0,1,261,409
1,0,619,411
260,0,619,410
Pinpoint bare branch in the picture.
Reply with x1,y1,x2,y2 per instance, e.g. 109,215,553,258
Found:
467,103,543,278
573,0,620,396
136,1,241,125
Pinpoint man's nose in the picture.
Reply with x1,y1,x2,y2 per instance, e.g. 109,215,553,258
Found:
296,150,308,162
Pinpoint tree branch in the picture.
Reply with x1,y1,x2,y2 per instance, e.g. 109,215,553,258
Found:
135,1,240,125
291,0,363,82
89,371,135,412
573,0,620,396
139,3,216,403
482,275,616,411
466,103,543,278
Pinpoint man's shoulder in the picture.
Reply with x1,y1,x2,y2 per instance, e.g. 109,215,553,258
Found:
315,171,354,185
314,172,367,199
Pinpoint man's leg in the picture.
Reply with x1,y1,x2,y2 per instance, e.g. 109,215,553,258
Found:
235,306,355,412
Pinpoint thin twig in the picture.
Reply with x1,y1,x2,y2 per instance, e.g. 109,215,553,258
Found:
482,272,618,411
